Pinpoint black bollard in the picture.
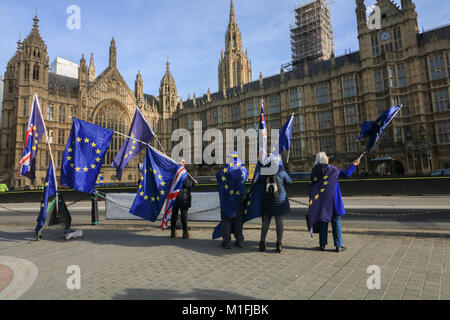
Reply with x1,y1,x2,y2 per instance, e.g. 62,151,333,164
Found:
91,192,99,225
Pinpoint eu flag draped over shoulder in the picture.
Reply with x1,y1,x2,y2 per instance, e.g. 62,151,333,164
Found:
19,93,46,180
216,153,248,218
112,107,154,180
35,160,56,233
61,118,114,194
358,105,402,151
307,164,340,237
130,146,187,228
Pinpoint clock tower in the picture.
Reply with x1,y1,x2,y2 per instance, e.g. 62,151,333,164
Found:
356,0,418,63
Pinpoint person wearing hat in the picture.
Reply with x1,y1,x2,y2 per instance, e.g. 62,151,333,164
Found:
171,159,197,239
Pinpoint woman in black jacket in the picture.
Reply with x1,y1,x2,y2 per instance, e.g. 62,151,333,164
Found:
171,160,197,239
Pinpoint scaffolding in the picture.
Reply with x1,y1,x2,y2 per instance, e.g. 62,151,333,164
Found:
290,0,334,66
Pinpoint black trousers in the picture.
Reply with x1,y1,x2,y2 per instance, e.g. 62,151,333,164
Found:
171,207,188,231
221,210,244,245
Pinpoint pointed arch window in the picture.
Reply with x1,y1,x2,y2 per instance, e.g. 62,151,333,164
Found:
32,64,40,80
24,63,30,79
94,102,130,165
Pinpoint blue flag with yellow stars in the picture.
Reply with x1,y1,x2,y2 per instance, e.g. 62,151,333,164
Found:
36,160,56,233
307,164,340,237
216,152,248,218
130,146,187,222
112,107,154,181
358,105,402,151
61,118,114,194
212,158,263,240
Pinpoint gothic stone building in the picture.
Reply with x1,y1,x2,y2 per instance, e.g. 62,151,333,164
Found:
1,0,450,189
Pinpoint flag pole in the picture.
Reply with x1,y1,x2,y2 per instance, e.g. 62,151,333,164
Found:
285,113,295,163
34,93,59,212
112,129,196,182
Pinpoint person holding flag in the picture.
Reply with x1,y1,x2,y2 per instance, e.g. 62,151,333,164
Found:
216,152,248,249
170,159,197,239
129,146,188,233
112,106,154,181
19,93,46,180
308,152,360,253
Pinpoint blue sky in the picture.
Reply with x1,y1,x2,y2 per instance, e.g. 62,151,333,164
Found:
1,0,449,99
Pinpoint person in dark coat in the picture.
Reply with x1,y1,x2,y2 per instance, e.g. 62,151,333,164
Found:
171,160,197,239
308,152,360,252
217,152,248,249
257,156,292,253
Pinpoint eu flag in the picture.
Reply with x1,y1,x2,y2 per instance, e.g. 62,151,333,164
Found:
35,160,57,233
216,152,248,218
358,105,402,151
278,113,294,153
61,118,114,194
19,93,46,180
130,146,187,223
112,107,154,180
212,160,262,240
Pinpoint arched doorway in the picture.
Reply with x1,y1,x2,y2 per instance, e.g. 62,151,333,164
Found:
93,101,130,166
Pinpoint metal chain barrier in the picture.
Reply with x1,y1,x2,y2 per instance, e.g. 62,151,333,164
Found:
288,197,450,218
0,192,92,213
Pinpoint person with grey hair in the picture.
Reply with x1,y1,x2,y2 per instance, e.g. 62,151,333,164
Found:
307,152,360,252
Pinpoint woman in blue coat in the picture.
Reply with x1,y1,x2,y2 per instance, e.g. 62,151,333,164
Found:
308,152,360,252
257,158,293,253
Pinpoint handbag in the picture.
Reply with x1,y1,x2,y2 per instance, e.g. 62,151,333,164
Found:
305,214,319,233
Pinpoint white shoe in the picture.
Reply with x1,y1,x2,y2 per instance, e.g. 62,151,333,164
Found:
65,230,83,240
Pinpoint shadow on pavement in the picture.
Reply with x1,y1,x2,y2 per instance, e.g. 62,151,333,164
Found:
0,226,291,256
113,287,256,300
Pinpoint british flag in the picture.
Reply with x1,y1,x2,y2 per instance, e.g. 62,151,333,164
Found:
19,94,46,180
160,166,188,230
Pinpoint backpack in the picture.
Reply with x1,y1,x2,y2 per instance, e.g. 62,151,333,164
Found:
264,175,280,200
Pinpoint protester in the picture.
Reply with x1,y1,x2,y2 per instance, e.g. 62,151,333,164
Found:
308,152,360,252
171,160,197,239
217,152,248,249
258,155,292,253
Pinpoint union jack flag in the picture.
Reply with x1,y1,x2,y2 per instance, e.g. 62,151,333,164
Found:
160,166,188,229
129,146,188,227
19,94,46,180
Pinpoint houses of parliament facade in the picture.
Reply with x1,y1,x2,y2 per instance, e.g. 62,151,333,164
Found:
1,0,449,189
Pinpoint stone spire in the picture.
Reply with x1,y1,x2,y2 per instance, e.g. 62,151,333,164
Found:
159,58,178,112
135,70,144,106
230,0,236,23
218,0,252,91
23,12,45,47
109,37,117,68
88,53,96,82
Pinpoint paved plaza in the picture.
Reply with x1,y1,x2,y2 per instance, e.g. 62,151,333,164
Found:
1,197,450,300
